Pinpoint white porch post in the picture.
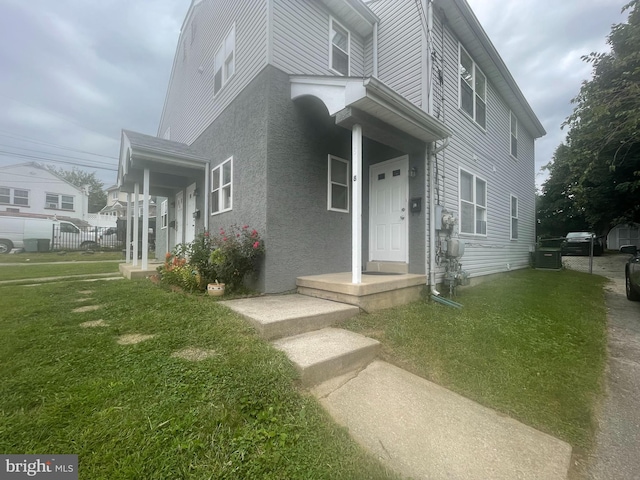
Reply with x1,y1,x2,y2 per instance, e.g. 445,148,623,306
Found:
133,183,140,267
141,168,150,270
125,193,132,264
352,123,363,284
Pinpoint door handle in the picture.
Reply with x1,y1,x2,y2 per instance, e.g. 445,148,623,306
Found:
400,215,405,220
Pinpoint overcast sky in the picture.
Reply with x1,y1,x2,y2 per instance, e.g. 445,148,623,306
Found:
0,0,631,189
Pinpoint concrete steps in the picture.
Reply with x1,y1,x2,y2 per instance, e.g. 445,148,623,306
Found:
272,328,380,386
221,294,376,386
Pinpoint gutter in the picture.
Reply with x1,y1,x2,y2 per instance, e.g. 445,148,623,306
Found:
427,138,450,296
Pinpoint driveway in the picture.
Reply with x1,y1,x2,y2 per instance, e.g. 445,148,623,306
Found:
569,254,640,479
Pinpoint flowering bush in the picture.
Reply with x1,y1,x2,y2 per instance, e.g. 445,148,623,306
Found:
156,225,265,293
210,225,265,291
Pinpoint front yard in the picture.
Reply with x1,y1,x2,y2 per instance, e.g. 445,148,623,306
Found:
0,263,609,477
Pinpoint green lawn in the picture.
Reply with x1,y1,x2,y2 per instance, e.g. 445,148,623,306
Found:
0,251,124,263
0,278,399,479
343,269,608,450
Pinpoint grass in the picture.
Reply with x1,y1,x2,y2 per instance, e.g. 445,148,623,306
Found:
0,278,399,479
0,251,124,263
0,262,121,281
343,268,608,450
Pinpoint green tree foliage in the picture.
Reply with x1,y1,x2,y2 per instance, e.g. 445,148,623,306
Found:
537,144,589,237
49,166,107,213
546,0,640,234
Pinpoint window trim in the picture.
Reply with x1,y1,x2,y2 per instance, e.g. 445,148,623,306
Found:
161,200,168,229
45,192,74,211
459,168,487,236
329,17,350,76
214,24,236,96
210,157,233,216
510,111,518,159
510,194,519,240
0,186,30,206
458,44,487,129
327,155,350,213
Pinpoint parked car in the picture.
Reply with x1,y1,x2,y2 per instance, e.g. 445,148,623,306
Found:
621,245,640,301
561,232,603,256
98,227,123,249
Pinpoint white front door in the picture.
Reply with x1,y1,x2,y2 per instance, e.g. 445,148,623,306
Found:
185,183,197,244
175,191,184,245
369,156,409,263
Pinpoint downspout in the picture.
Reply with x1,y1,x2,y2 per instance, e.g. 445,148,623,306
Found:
428,138,450,295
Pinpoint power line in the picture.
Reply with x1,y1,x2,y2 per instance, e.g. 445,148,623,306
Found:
0,151,118,171
0,130,119,160
0,143,118,167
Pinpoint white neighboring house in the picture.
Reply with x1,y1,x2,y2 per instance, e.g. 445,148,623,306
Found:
0,162,90,221
99,184,157,219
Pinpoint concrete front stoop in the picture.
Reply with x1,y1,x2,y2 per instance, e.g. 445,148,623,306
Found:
220,294,573,480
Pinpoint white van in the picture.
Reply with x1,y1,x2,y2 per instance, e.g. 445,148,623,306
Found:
0,216,98,253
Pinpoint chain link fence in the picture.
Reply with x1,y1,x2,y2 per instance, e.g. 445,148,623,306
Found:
538,235,604,274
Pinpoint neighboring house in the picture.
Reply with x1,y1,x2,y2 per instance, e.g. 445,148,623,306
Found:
0,162,90,221
99,184,157,219
118,0,545,294
607,223,640,250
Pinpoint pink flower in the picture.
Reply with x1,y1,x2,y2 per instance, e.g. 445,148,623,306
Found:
237,233,240,238
223,237,228,242
251,229,258,237
243,225,249,229
204,232,209,237
253,241,260,249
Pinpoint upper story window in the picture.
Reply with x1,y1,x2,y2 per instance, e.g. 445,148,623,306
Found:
330,18,350,76
0,187,29,206
459,169,487,236
46,193,74,211
214,24,236,95
510,195,519,240
510,112,518,158
459,45,486,129
111,191,118,200
211,157,233,215
327,155,349,212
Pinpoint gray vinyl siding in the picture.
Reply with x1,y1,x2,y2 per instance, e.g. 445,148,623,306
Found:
271,0,365,76
429,11,536,282
368,0,423,108
158,0,268,145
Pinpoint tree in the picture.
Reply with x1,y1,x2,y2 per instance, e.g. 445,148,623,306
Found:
558,0,640,232
537,144,589,237
49,166,107,213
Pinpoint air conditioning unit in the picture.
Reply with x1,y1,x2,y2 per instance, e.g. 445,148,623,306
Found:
535,248,562,270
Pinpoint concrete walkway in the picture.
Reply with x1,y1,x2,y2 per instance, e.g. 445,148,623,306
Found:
222,294,572,479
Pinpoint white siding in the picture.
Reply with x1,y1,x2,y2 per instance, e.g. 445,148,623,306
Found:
368,0,423,108
271,0,365,76
158,0,268,145
430,12,537,282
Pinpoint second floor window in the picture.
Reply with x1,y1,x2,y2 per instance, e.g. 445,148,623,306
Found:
214,25,236,95
0,187,29,206
46,193,74,211
330,18,350,76
328,155,349,212
459,45,486,129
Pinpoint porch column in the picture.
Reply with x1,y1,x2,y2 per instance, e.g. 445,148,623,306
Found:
125,193,132,264
352,123,363,284
141,168,150,270
133,183,140,267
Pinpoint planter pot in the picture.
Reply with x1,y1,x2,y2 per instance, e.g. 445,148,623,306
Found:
207,283,225,297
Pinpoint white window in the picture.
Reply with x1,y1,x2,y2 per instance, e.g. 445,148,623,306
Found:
161,200,168,229
163,127,171,140
214,24,236,95
327,155,349,212
45,193,74,211
510,195,518,240
329,18,350,76
510,112,518,158
459,169,487,235
459,45,486,128
0,187,29,206
211,157,233,215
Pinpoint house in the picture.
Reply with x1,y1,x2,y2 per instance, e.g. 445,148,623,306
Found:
0,162,90,221
117,0,545,302
99,184,157,219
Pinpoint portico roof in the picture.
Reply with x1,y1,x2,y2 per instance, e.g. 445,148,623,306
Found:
290,75,452,147
117,130,209,195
